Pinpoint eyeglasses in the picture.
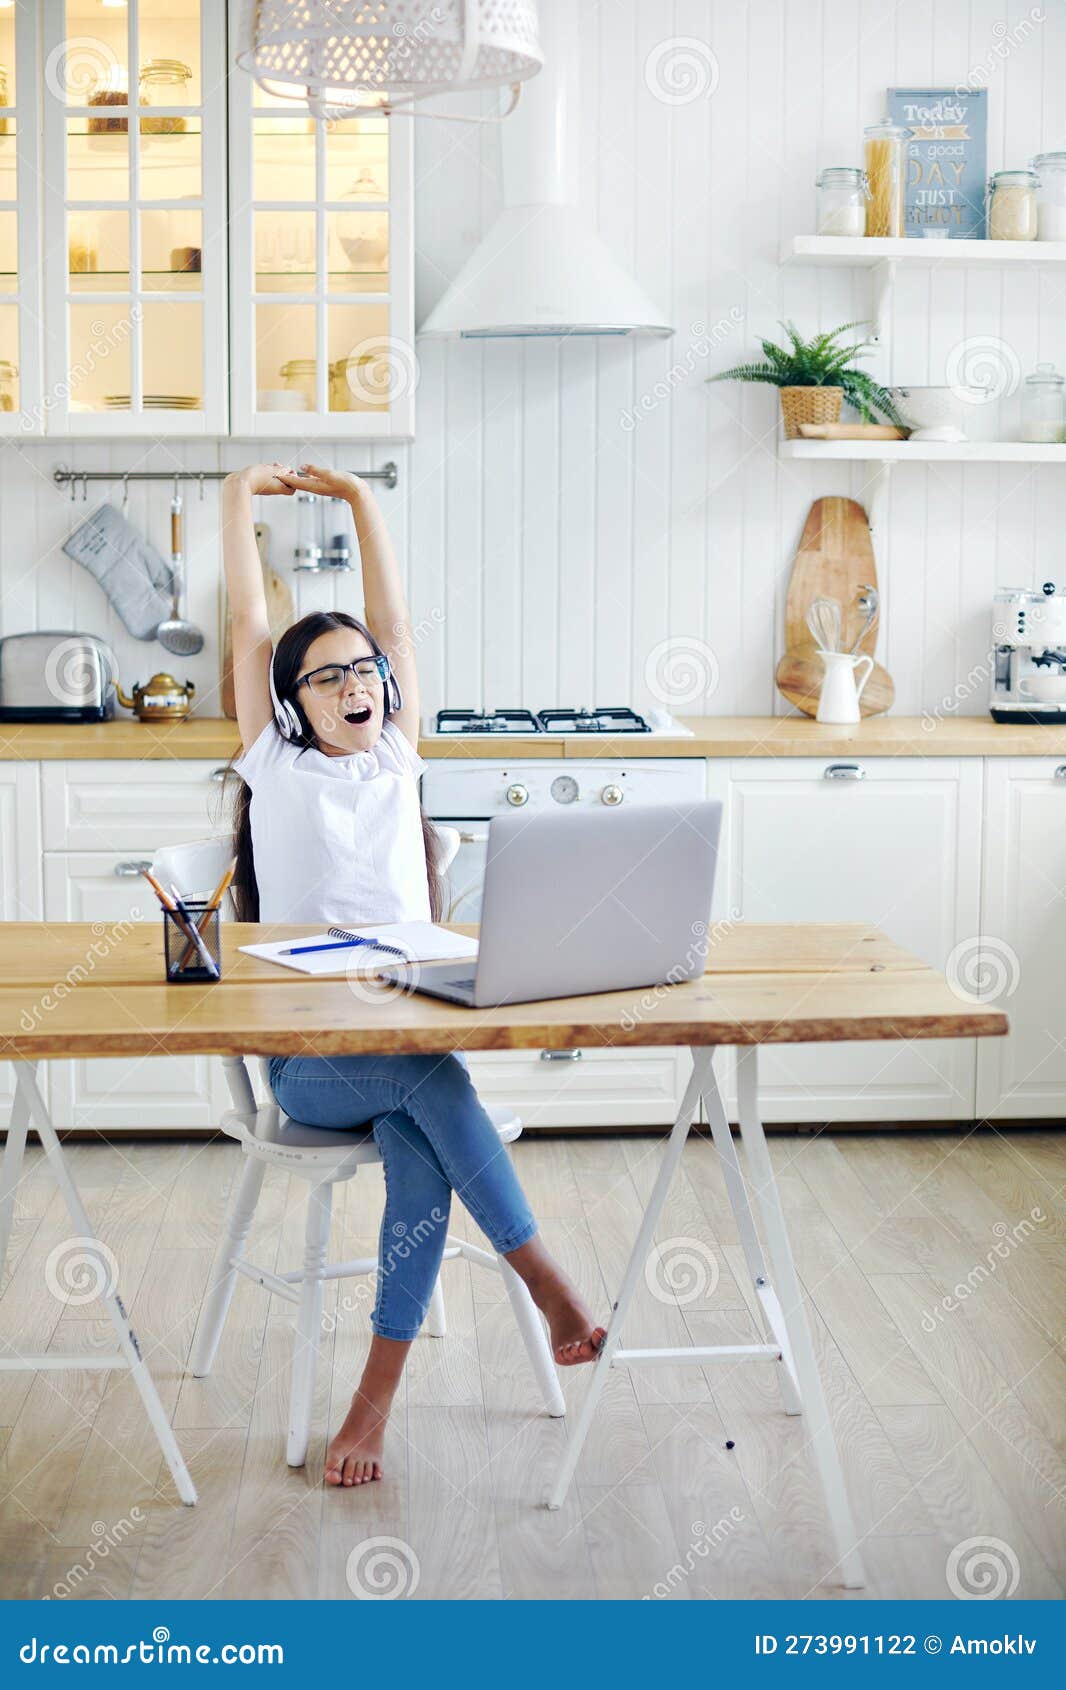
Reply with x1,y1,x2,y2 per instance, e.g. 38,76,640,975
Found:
296,655,390,698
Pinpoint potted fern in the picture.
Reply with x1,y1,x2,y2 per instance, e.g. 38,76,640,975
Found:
709,320,904,439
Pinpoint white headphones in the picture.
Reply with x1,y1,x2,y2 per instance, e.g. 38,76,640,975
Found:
270,647,403,742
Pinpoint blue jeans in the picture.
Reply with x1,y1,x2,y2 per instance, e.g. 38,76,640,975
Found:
267,1052,538,1341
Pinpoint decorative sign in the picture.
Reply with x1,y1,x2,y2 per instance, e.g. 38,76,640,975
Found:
887,87,988,238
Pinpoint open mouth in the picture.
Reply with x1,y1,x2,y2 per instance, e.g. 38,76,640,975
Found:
344,706,373,726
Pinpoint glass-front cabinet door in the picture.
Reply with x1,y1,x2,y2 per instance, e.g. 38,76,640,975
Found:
0,1,42,435
40,0,228,434
226,0,414,439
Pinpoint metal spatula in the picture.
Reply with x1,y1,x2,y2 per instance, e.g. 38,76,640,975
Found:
156,489,204,656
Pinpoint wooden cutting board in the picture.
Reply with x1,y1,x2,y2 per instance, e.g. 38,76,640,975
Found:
784,496,881,656
775,643,895,718
220,522,294,719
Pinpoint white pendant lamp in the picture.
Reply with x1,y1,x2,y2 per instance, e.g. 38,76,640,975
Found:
236,0,543,120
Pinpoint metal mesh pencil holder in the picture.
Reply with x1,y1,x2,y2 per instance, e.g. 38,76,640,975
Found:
163,901,222,983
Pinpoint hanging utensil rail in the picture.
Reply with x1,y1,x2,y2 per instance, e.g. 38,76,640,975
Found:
52,462,399,497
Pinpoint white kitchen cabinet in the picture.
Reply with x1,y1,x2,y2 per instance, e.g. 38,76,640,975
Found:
40,0,229,435
0,763,44,1110
42,758,233,851
226,0,414,439
706,756,983,1122
467,1048,694,1130
42,849,227,1129
977,759,1066,1119
37,758,233,1129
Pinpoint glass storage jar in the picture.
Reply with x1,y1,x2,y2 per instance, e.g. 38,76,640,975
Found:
1033,151,1066,241
815,167,867,236
863,123,909,236
988,170,1038,240
88,68,129,136
279,357,316,411
0,359,16,412
1021,363,1066,443
139,59,192,135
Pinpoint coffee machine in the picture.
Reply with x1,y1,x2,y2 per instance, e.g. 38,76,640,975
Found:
991,582,1066,722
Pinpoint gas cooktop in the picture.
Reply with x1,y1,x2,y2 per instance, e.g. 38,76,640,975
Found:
434,707,652,735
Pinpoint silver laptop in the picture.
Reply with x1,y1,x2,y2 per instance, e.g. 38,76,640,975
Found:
378,800,722,1008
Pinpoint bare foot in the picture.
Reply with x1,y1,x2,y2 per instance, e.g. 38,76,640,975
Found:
531,1271,607,1367
324,1389,391,1487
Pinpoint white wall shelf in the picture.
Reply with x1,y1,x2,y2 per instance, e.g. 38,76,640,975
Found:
783,235,1066,267
779,439,1066,463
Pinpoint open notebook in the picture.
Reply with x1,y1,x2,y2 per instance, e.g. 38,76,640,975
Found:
239,922,479,978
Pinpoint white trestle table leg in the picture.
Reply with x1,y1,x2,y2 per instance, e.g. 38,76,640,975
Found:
10,1062,198,1506
0,1074,30,1282
701,1055,802,1415
546,1050,710,1510
735,1045,865,1589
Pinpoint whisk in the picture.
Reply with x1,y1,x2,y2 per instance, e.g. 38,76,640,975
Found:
806,595,842,653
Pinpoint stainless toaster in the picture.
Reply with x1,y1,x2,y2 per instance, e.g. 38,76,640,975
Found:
0,631,116,722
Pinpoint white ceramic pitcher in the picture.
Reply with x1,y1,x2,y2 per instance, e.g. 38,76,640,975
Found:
816,650,874,723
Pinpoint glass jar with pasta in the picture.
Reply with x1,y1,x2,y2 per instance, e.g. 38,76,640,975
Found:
863,123,909,237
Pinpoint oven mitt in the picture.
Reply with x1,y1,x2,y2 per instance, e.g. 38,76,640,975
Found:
62,502,175,641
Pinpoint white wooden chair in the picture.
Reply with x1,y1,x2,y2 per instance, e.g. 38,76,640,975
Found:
151,831,565,1468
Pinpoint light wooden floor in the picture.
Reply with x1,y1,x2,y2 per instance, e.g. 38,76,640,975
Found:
0,1127,1063,1601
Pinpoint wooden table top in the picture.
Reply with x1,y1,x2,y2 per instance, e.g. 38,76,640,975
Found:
0,922,1007,1058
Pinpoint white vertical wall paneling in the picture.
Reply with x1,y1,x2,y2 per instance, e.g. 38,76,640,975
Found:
2,0,1064,726
481,342,523,707
592,1,637,706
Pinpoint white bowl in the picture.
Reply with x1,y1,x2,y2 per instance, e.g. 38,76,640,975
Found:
889,384,983,440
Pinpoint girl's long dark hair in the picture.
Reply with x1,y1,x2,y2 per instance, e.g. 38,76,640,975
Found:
231,611,443,923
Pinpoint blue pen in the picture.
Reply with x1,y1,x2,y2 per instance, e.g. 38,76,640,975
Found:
282,930,408,961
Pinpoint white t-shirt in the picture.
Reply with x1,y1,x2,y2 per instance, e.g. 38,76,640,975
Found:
234,718,431,926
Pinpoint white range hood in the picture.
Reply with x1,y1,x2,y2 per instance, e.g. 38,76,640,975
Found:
419,0,672,340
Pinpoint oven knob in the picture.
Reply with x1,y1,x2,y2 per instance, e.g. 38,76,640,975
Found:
600,783,624,806
505,782,529,807
551,775,579,805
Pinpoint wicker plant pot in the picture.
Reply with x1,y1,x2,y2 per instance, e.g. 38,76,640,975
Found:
779,385,844,439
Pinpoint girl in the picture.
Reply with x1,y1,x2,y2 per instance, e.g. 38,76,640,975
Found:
223,462,606,1490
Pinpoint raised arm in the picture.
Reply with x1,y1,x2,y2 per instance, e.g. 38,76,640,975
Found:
276,463,420,746
221,463,293,750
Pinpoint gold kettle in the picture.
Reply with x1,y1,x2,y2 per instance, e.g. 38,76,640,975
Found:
116,672,196,722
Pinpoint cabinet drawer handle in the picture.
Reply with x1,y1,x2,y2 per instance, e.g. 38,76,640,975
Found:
114,859,153,878
209,766,230,783
1055,766,1066,781
823,762,866,781
540,1049,583,1062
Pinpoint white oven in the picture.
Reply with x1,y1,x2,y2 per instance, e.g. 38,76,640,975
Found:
420,757,706,1128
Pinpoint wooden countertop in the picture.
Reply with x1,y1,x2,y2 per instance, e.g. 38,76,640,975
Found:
0,921,1006,1058
0,714,1063,761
